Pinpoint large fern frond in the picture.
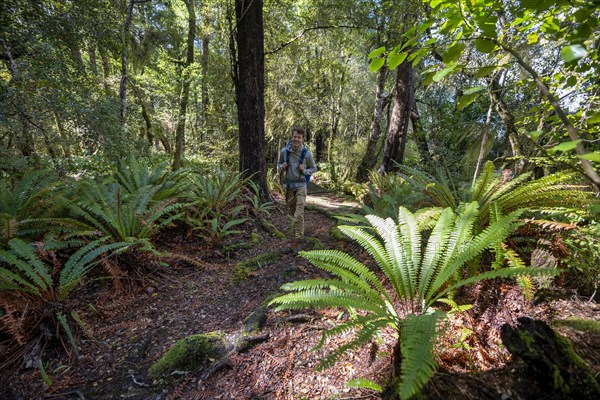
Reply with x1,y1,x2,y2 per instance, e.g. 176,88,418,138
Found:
398,312,443,400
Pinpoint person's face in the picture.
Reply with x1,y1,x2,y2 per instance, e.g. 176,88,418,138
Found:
291,132,303,150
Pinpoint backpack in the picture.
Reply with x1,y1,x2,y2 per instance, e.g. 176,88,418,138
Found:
285,147,311,184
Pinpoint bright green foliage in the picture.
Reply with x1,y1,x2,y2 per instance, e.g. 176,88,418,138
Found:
0,238,130,355
187,169,253,242
0,171,91,249
397,161,595,227
270,203,557,398
70,181,184,249
112,156,190,202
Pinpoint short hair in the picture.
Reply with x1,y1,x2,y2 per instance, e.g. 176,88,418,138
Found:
291,127,305,137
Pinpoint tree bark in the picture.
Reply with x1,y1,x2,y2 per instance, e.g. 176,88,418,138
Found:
379,59,413,173
357,64,388,181
172,0,196,171
1,38,35,157
489,72,524,173
234,0,269,200
120,0,135,128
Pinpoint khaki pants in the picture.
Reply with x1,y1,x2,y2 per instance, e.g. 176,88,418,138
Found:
286,186,307,239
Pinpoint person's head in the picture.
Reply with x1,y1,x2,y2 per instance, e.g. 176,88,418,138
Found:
291,127,305,150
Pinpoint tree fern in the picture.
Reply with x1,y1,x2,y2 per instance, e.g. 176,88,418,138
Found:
270,203,558,398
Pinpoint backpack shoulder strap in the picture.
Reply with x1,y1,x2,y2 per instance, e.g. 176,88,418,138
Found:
299,148,307,163
285,149,290,164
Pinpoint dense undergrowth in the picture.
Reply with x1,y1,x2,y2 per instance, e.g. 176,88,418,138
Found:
1,155,599,399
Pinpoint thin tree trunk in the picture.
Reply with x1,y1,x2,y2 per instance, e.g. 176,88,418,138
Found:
490,71,524,173
495,40,600,189
53,110,72,158
99,46,112,92
473,98,494,187
1,38,34,157
357,64,388,181
120,0,135,127
172,0,195,170
328,56,349,182
201,34,210,133
234,0,269,200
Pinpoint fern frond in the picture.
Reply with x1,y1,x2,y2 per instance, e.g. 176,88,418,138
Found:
318,317,390,370
398,312,442,399
396,207,421,298
3,239,52,291
431,267,559,305
300,250,388,304
470,161,496,202
418,208,455,303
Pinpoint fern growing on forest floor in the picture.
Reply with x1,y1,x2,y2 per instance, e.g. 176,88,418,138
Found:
396,161,595,227
270,202,558,399
0,170,91,249
0,238,130,367
70,181,184,250
186,169,254,243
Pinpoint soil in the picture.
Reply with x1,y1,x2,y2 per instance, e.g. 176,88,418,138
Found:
1,186,599,400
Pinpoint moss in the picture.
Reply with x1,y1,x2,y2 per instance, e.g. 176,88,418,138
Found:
552,318,600,335
224,232,261,252
234,252,279,281
148,332,226,379
304,236,325,250
258,217,285,239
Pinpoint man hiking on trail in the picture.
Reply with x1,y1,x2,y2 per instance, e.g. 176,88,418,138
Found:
277,127,316,241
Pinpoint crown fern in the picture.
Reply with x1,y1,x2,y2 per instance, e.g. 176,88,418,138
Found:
270,202,558,398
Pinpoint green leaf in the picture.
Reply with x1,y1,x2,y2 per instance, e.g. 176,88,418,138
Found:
548,140,582,153
560,45,587,62
443,43,465,64
475,65,496,78
369,58,385,72
463,86,486,95
368,46,386,59
565,76,577,87
587,113,600,125
475,38,496,53
578,152,600,162
457,93,480,111
346,378,383,391
433,64,458,82
388,52,408,70
527,32,539,44
527,130,544,139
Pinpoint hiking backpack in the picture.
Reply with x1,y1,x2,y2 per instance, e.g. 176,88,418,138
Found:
285,148,311,184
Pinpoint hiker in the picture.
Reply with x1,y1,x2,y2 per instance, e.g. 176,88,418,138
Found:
277,127,316,240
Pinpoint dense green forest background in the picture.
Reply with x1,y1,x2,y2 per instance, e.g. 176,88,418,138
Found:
1,0,599,186
1,0,600,398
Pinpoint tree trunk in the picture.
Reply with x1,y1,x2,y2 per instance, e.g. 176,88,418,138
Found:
379,59,413,173
473,98,494,187
120,0,135,128
53,109,72,158
327,55,349,183
234,0,269,200
496,40,600,190
357,64,388,182
172,0,196,171
201,34,210,136
1,38,35,157
490,72,524,173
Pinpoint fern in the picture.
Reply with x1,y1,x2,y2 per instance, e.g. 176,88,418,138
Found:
398,312,442,399
0,238,130,361
270,202,559,398
71,181,184,247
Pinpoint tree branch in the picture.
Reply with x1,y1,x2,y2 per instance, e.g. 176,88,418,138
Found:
266,25,365,55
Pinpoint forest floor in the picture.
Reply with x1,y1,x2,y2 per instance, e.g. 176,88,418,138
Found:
1,184,599,400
